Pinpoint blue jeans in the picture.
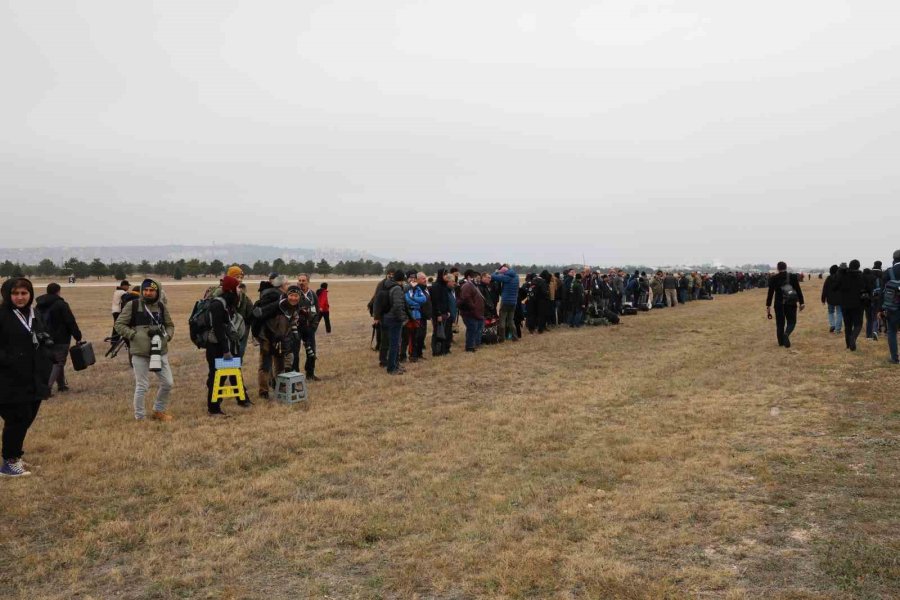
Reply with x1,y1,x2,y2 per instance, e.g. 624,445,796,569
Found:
383,316,404,372
462,316,484,350
827,304,843,332
886,309,900,362
568,309,583,327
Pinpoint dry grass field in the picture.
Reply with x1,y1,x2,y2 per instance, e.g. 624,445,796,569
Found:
1,278,898,599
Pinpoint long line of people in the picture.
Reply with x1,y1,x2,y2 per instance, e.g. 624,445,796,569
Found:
368,266,753,375
3,254,897,478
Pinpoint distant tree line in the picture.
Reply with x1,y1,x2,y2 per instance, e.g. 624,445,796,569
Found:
0,257,781,281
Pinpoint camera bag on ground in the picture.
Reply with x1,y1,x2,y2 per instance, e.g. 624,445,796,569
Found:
70,341,96,371
622,306,638,316
602,308,620,324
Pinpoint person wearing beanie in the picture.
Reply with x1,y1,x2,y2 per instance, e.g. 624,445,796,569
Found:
316,282,331,334
204,275,246,416
879,250,900,364
226,265,244,279
382,270,409,374
115,279,175,421
35,282,83,394
833,259,865,351
208,269,253,370
765,261,805,348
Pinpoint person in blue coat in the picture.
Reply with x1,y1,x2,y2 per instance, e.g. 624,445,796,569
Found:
491,265,519,342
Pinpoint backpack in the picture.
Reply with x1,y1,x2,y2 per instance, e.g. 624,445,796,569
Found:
883,267,900,312
780,273,798,305
188,296,233,349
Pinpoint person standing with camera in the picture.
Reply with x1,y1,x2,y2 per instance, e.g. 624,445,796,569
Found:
0,278,54,477
291,274,321,381
114,279,174,421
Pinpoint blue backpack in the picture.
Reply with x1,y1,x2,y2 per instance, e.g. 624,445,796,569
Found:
883,267,900,312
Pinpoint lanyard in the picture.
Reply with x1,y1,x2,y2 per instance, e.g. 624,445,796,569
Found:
13,308,33,333
144,302,162,326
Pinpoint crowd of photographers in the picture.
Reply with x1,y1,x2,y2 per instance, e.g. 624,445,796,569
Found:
2,254,898,477
367,266,771,375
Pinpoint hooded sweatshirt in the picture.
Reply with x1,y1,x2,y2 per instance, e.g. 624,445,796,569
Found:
114,279,175,356
0,279,53,405
35,292,82,345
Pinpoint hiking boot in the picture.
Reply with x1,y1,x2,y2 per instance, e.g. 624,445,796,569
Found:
307,375,322,382
829,326,835,333
207,410,231,418
150,411,173,422
57,385,69,393
784,339,791,349
237,399,254,408
258,391,269,400
888,358,899,365
0,459,31,477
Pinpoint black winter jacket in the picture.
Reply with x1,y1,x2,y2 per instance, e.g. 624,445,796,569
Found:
0,303,53,406
35,293,82,345
833,268,866,309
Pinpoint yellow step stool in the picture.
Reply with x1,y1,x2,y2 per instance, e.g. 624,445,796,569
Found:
211,367,245,404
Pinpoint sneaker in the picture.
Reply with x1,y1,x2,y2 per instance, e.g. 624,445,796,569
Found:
0,459,31,477
150,411,173,422
874,332,879,341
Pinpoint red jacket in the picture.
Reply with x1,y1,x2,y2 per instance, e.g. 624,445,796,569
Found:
316,289,330,312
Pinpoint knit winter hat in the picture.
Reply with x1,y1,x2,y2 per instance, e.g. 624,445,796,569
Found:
141,279,158,292
286,285,302,295
226,265,244,278
270,273,285,288
221,276,240,293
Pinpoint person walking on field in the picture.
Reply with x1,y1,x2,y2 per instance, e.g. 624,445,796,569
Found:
0,278,53,477
35,283,83,394
879,249,900,365
765,261,805,348
316,283,331,334
114,279,175,421
821,265,843,334
833,260,866,351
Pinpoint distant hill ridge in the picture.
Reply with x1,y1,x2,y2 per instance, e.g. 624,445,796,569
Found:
0,245,386,266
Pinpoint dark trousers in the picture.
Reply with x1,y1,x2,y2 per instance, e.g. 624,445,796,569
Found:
842,307,864,349
865,304,877,338
0,402,37,461
378,323,389,365
384,317,403,372
431,318,452,356
320,311,331,333
205,345,224,413
774,303,798,345
413,319,427,358
886,309,900,362
110,313,121,341
49,343,70,390
290,327,317,376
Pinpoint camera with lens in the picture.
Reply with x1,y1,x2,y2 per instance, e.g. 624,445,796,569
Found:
149,334,163,372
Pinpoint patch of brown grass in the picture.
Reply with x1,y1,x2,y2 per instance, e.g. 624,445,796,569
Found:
1,280,897,599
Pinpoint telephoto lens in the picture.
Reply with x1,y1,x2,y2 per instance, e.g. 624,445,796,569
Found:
149,334,163,372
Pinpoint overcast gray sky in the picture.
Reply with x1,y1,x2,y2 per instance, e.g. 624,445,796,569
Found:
2,1,898,267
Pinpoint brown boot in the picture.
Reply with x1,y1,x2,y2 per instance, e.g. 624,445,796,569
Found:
151,411,173,422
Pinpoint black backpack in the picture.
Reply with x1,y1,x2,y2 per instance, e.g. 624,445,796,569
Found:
780,273,799,305
188,297,226,349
